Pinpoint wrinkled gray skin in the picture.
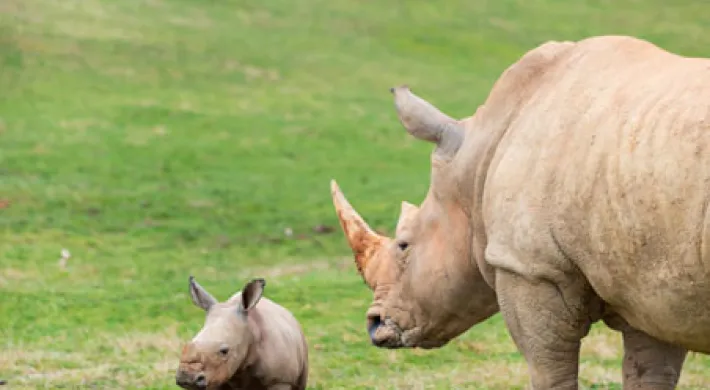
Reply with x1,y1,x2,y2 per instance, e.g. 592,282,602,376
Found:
176,277,308,390
331,35,710,389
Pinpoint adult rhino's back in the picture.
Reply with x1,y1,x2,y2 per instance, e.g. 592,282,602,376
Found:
484,35,710,352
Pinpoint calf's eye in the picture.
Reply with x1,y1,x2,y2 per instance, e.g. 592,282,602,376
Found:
219,346,229,356
397,241,409,251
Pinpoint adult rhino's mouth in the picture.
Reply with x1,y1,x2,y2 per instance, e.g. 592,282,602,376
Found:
367,311,450,350
367,311,405,349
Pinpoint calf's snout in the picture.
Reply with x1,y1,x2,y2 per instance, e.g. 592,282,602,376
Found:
175,369,207,389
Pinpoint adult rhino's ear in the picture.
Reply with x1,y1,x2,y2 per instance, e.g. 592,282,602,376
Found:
240,278,266,313
390,85,465,160
189,276,218,312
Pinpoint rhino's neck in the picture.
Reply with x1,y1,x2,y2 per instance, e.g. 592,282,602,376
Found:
223,307,269,389
452,45,566,287
456,41,579,289
451,107,512,289
225,365,269,390
244,306,265,367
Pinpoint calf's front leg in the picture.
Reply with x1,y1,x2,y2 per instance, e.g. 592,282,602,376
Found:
495,269,594,390
268,384,295,390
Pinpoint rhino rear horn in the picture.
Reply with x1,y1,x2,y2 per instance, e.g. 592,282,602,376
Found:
330,179,386,283
390,85,465,160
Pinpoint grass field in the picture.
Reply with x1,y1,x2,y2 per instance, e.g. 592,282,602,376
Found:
1,0,709,388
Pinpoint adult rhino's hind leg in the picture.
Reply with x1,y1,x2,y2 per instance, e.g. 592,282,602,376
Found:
604,314,687,389
495,269,596,390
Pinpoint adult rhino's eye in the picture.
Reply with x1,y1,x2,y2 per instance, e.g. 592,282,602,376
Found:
219,346,229,356
397,241,409,251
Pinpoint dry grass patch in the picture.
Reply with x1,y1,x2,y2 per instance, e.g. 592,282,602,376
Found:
6,361,176,389
0,349,86,375
237,257,352,279
580,326,621,361
348,360,530,390
109,327,183,357
0,267,40,284
0,328,184,389
580,326,710,388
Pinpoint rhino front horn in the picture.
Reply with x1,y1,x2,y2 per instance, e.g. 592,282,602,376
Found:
330,179,386,283
390,85,465,160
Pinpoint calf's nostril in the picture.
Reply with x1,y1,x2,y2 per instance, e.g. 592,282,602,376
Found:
195,373,207,388
175,371,188,386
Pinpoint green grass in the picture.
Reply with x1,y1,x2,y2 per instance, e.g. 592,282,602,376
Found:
1,0,709,388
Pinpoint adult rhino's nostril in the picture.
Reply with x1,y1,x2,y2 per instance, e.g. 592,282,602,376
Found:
195,373,207,388
367,314,382,341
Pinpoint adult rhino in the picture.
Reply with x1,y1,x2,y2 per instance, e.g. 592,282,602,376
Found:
330,35,710,389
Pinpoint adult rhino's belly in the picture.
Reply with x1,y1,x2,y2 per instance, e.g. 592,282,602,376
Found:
585,262,710,353
557,191,710,352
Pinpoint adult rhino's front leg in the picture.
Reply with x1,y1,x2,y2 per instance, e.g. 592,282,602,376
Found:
604,314,687,389
494,265,597,390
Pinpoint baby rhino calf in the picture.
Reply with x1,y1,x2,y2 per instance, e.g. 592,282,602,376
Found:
176,277,308,390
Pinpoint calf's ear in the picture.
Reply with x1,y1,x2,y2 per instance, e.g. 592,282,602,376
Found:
189,276,218,311
240,278,266,313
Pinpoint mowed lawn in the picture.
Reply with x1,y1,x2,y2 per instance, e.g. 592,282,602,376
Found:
1,0,709,388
